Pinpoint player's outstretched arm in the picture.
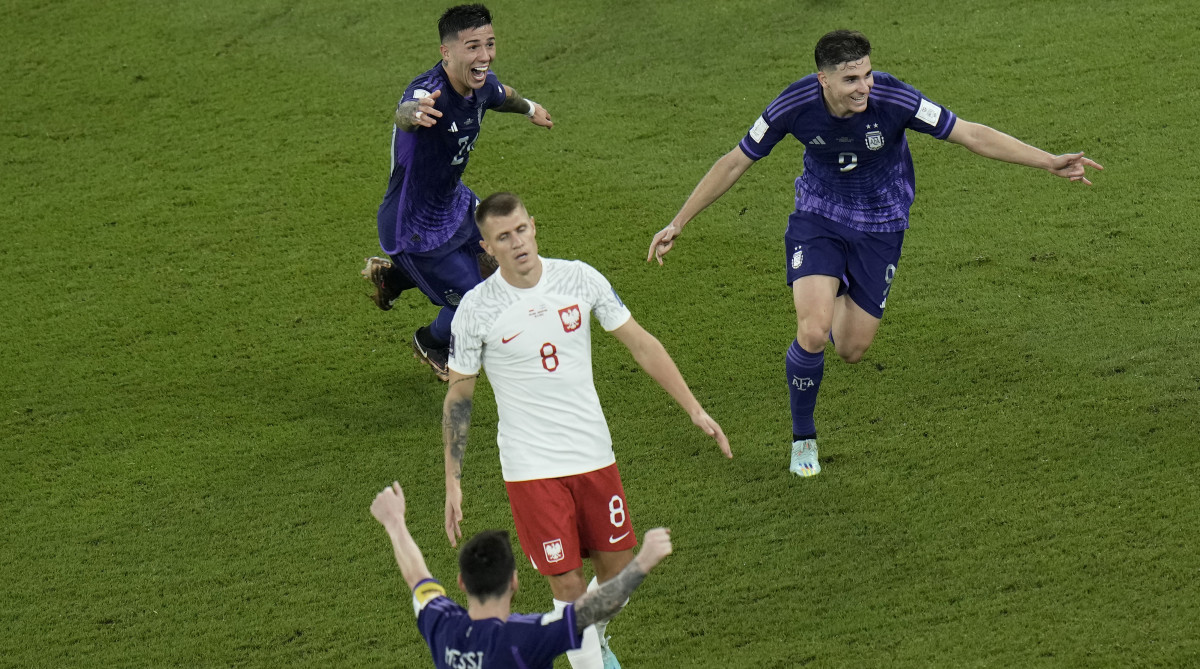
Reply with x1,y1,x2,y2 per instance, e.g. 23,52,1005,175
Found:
443,371,479,547
371,481,435,590
498,85,553,128
648,147,755,265
947,119,1103,185
396,89,443,132
610,319,732,458
573,528,673,633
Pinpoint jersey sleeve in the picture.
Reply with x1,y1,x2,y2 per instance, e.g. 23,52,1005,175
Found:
413,579,462,652
579,263,631,331
872,74,957,140
448,293,485,375
738,82,809,160
505,604,582,664
484,71,508,110
401,68,441,106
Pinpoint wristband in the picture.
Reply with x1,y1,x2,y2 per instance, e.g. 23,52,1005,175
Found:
524,98,537,118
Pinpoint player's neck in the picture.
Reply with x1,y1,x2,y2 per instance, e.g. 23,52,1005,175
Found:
449,78,472,98
499,258,543,289
467,597,512,621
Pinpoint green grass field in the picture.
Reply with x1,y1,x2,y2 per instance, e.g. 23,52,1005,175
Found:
4,0,1199,666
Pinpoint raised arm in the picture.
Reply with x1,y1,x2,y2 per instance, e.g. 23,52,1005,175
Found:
496,85,553,128
371,482,434,590
610,318,731,458
648,147,756,265
574,528,673,632
443,370,479,547
947,119,1103,185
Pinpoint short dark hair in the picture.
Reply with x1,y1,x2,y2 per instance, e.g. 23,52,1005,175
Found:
439,4,492,43
814,30,871,71
475,191,525,228
458,530,516,601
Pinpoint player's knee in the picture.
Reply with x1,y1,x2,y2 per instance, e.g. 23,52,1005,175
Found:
835,342,869,364
795,324,830,353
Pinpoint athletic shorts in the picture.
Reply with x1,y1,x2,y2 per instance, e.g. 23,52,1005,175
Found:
505,463,637,576
388,207,491,309
784,210,905,319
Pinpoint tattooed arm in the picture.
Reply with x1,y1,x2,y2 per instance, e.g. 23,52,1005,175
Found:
573,528,674,632
395,89,443,132
443,370,478,547
495,85,554,128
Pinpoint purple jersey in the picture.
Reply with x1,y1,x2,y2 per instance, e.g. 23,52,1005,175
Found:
739,72,957,232
413,579,581,668
377,63,508,255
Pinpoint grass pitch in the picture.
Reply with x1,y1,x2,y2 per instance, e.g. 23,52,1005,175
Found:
3,0,1199,667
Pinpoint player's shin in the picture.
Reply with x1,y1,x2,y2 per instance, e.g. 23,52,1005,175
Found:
428,307,455,346
786,339,824,440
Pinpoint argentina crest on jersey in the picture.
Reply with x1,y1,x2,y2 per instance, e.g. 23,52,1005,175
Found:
865,130,884,151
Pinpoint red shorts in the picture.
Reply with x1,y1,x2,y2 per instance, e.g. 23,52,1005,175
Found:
505,463,637,576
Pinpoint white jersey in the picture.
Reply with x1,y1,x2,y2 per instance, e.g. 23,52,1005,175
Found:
448,257,632,482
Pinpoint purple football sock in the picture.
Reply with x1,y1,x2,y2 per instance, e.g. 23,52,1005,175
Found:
786,339,824,439
428,307,454,347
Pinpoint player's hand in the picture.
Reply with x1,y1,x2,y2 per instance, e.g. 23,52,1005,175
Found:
690,409,732,458
413,89,443,128
370,481,407,532
647,224,681,265
1049,152,1103,185
529,102,553,129
634,528,673,572
444,484,464,547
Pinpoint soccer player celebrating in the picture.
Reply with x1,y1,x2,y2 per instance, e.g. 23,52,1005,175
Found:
443,192,731,669
647,30,1102,478
362,4,553,381
370,481,675,669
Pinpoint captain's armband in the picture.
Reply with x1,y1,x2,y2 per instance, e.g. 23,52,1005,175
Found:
411,579,447,616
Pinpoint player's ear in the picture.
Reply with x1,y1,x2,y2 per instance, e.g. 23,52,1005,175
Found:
440,43,450,63
478,238,492,256
457,573,466,593
510,570,519,595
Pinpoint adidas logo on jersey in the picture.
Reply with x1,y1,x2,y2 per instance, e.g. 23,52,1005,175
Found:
808,136,826,145
449,122,459,133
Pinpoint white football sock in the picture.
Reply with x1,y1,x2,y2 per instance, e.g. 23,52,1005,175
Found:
555,598,602,669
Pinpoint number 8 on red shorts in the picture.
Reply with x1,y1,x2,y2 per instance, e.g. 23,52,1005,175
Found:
504,463,637,576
